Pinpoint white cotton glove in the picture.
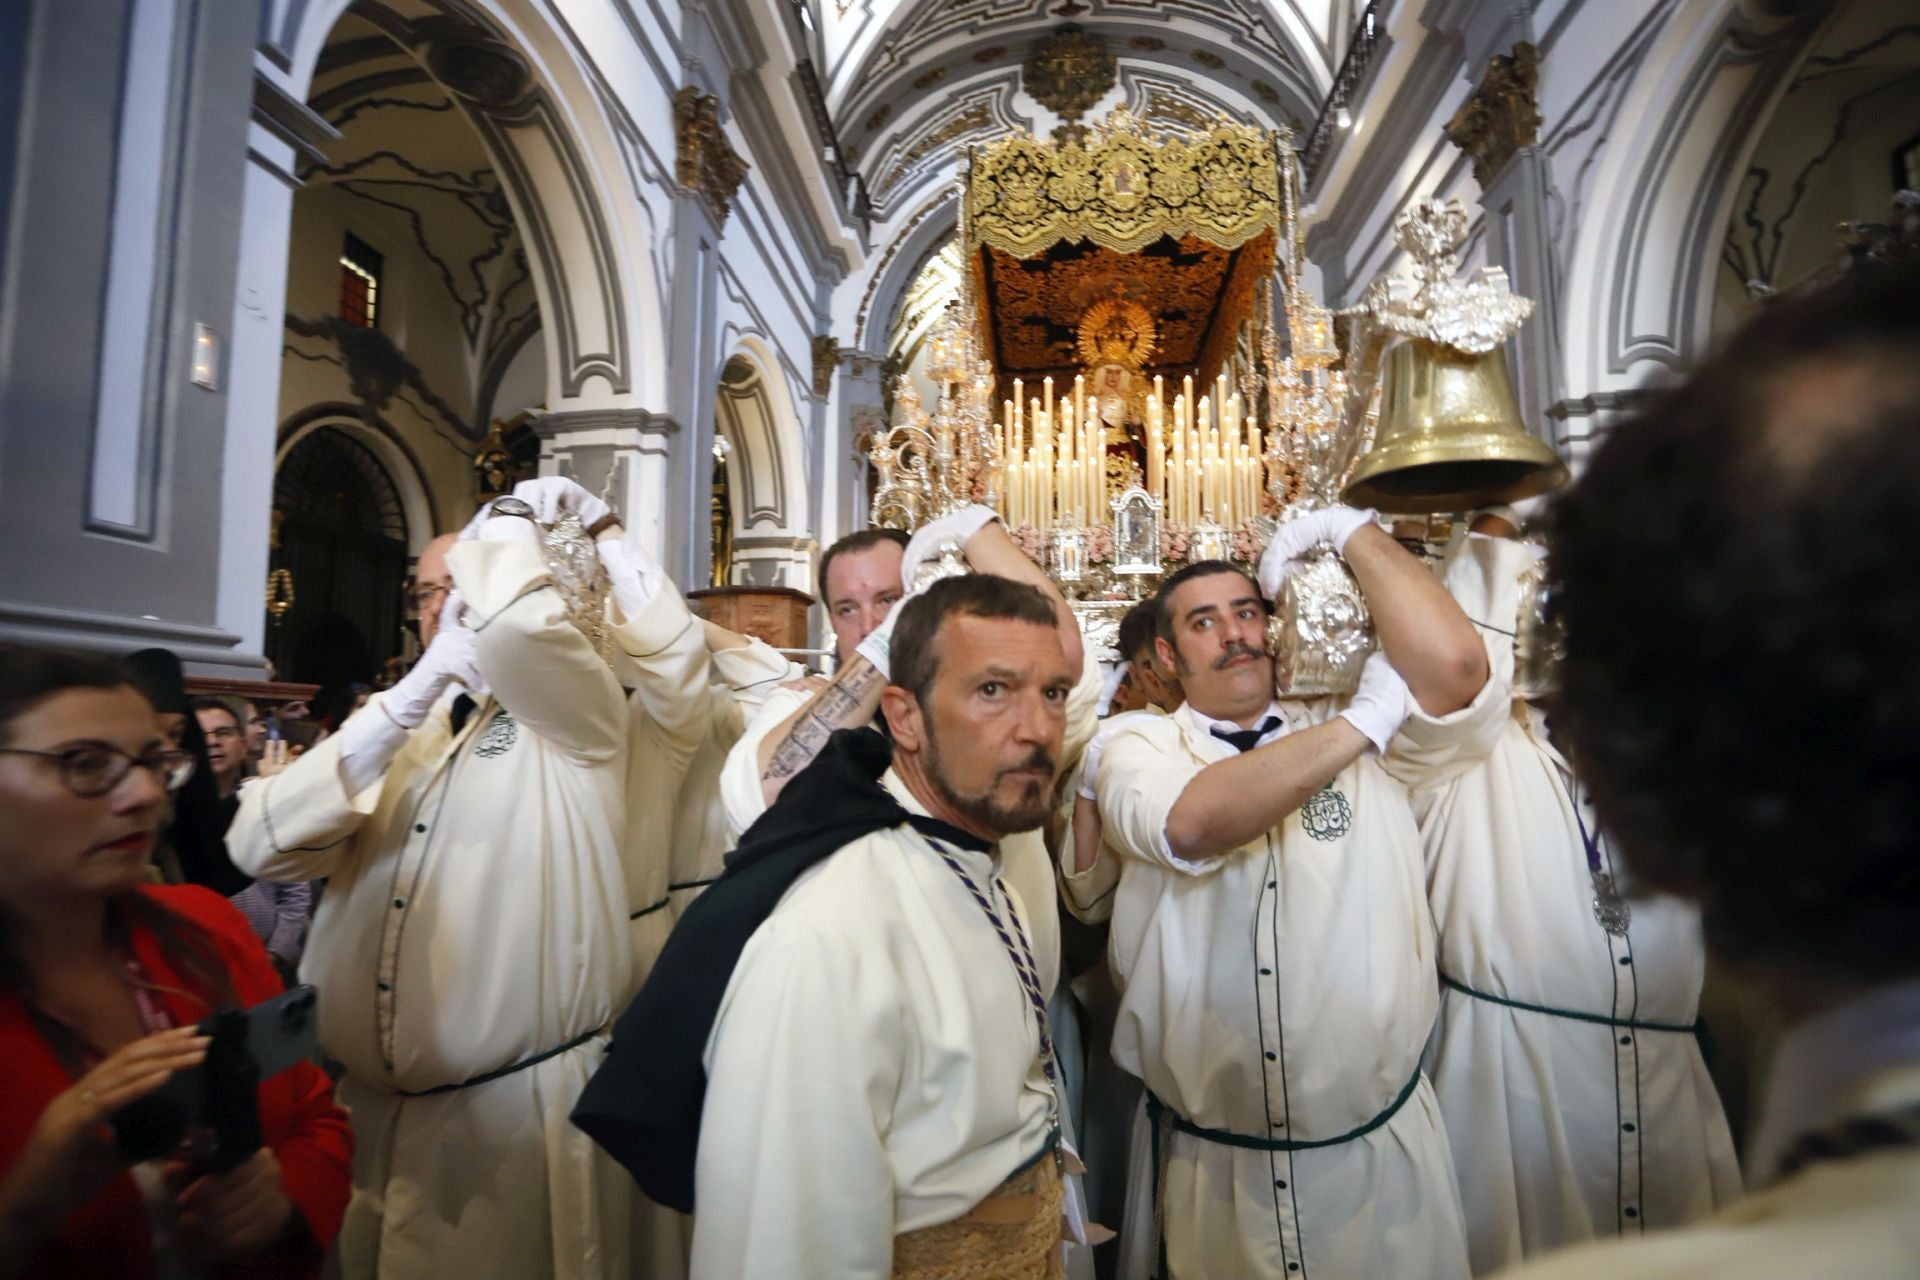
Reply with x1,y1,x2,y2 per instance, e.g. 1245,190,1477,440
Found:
597,533,662,619
1076,715,1135,800
1337,650,1410,755
900,503,1001,587
384,592,486,729
512,476,612,531
852,593,912,680
1256,505,1379,599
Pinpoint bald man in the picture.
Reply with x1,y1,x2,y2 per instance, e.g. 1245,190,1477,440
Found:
230,489,659,1280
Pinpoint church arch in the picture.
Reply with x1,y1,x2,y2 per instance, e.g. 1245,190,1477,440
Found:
713,343,814,591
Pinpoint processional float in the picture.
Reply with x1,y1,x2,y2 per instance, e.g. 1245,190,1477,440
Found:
865,107,1566,691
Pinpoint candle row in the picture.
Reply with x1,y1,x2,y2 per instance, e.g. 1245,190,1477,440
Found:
993,370,1267,536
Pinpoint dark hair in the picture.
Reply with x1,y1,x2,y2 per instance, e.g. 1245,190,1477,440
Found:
0,644,236,1013
1153,560,1268,644
890,574,1059,705
1117,600,1159,663
818,527,909,602
1550,263,1920,987
191,695,241,728
0,644,137,746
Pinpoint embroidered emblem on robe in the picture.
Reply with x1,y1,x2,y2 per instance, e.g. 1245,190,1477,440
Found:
1301,786,1351,841
475,709,518,759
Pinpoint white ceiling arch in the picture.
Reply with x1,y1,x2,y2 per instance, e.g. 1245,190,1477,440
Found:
820,0,1336,155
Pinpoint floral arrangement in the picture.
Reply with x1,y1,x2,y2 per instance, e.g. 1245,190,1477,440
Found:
1159,524,1192,563
1084,525,1114,565
1010,523,1044,564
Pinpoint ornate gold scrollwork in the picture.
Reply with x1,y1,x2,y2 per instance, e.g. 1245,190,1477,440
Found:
966,109,1281,260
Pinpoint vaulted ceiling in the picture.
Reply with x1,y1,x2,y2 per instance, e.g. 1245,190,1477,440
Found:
815,0,1345,224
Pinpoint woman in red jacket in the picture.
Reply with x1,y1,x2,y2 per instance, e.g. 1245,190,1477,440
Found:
0,644,352,1278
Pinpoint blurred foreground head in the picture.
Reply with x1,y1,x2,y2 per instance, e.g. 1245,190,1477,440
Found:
1551,264,1920,995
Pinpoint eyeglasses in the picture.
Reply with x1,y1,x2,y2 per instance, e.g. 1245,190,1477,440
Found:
0,745,196,797
405,582,451,614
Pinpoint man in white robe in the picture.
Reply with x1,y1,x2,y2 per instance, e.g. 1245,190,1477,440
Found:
1487,236,1920,1278
505,478,718,995
1410,517,1739,1273
228,488,677,1280
1092,511,1504,1280
693,573,1080,1277
718,506,1096,1000
666,620,807,921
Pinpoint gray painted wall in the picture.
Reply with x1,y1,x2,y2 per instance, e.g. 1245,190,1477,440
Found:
0,0,263,673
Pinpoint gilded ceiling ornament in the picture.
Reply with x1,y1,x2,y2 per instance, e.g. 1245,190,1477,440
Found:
673,86,750,226
966,107,1281,259
1077,299,1158,371
812,335,840,397
912,67,947,91
1022,29,1117,123
1443,42,1542,188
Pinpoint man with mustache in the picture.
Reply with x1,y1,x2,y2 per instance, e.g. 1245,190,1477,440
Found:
1088,532,1504,1280
688,574,1080,1277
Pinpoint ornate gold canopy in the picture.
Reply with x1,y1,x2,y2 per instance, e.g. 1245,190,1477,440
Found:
965,109,1280,399
966,109,1281,257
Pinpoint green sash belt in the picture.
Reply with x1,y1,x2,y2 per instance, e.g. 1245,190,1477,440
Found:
1440,972,1701,1035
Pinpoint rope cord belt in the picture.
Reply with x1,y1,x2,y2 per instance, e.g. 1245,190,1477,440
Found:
398,1026,604,1097
1147,1064,1422,1154
629,896,671,920
1441,973,1700,1035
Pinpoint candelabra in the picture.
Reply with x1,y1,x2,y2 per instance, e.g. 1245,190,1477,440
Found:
869,299,1004,583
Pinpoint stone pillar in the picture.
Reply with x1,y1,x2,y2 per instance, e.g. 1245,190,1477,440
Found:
652,85,749,587
1444,41,1564,445
1479,147,1563,441
835,347,889,536
216,75,339,657
535,409,679,562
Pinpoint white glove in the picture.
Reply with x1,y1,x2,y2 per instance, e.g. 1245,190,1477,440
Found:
597,534,662,618
1076,715,1136,800
901,504,1000,587
852,593,912,680
384,593,486,729
513,476,612,532
1337,650,1410,755
1257,505,1378,598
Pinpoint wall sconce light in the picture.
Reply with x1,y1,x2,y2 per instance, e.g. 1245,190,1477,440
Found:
190,323,219,390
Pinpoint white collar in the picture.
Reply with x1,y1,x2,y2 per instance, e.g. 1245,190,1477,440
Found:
1178,700,1288,751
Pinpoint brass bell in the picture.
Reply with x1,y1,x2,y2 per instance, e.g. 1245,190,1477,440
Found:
1344,338,1568,513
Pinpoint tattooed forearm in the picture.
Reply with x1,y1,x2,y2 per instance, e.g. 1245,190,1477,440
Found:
762,659,888,787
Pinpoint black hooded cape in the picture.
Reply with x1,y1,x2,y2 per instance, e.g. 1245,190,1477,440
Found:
570,726,986,1212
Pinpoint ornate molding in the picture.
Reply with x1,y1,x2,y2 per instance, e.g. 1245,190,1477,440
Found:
812,335,840,397
1444,42,1543,188
674,86,750,225
1023,28,1117,126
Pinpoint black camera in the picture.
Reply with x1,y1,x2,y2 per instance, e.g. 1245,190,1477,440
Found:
109,984,320,1173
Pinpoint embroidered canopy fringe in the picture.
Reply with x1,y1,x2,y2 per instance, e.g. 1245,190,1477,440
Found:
891,1154,1066,1280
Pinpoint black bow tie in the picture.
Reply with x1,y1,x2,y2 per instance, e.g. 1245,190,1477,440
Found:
450,693,478,736
1211,715,1282,753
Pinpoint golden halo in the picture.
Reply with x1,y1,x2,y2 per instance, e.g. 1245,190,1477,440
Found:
1077,298,1158,372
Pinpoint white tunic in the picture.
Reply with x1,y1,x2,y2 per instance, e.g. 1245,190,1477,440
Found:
609,577,720,996
1493,982,1920,1280
693,771,1057,1279
228,536,638,1280
716,643,1103,1000
1093,679,1508,1280
1411,536,1741,1272
666,638,800,921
